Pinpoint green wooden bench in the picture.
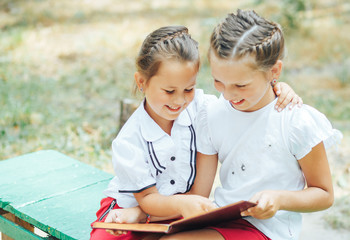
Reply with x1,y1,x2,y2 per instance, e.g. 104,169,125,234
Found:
0,150,113,240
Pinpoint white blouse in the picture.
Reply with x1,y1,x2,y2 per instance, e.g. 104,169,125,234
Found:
104,89,217,208
196,96,342,240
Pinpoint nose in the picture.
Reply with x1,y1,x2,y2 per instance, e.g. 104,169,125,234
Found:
223,88,236,101
173,93,186,105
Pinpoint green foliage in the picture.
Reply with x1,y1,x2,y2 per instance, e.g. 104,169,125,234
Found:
336,60,350,86
254,0,308,29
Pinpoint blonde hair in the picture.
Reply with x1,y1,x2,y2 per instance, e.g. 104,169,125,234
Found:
135,26,199,92
209,9,285,71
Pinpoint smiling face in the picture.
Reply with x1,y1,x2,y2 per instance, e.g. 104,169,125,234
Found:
136,59,198,130
210,52,277,112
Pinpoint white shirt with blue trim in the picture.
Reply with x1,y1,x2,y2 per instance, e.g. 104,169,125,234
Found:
104,89,217,208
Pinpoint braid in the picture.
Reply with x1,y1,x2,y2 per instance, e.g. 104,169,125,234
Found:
209,9,285,71
135,26,199,92
159,28,189,43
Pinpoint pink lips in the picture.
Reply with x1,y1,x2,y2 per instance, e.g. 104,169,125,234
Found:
166,105,181,112
230,99,245,106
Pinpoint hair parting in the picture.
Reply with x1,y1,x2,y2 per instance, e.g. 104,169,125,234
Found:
134,26,199,93
209,9,285,71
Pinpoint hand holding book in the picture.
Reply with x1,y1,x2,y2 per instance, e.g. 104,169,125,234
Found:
174,194,218,219
93,200,256,234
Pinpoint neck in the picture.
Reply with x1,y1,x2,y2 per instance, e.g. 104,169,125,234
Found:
258,85,276,110
245,84,276,112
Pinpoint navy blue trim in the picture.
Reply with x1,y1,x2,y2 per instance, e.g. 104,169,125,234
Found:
150,142,166,170
147,142,162,175
98,199,116,221
147,141,166,176
118,183,157,193
186,124,197,192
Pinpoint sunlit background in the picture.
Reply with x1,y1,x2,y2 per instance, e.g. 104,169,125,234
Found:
1,0,350,235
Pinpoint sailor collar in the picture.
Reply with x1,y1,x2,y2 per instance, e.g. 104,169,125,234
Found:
139,99,192,142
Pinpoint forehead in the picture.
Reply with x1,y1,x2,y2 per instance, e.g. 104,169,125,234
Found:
150,60,198,87
210,53,258,81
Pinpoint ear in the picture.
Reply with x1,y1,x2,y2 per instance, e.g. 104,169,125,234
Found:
134,72,146,91
270,60,283,80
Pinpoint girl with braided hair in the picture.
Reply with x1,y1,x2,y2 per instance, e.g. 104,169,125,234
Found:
90,24,302,240
162,9,342,240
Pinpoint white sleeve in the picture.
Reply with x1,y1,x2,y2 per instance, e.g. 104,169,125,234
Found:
111,137,156,192
192,89,218,111
288,105,343,160
195,99,217,155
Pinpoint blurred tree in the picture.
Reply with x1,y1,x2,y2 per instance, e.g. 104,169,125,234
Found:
254,0,309,29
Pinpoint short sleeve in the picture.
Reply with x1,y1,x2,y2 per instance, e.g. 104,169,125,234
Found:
111,138,156,192
288,105,343,160
195,99,217,155
190,89,217,119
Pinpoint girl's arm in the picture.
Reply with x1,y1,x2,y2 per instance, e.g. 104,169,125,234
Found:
274,82,303,112
105,153,219,225
189,152,219,197
133,186,217,219
241,142,333,219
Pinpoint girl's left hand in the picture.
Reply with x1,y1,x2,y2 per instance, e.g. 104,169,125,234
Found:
104,207,147,236
273,82,303,112
241,191,281,219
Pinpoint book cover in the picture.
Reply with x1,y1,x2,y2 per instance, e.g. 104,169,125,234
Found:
93,200,256,234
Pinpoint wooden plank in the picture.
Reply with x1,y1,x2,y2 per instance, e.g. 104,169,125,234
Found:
0,150,112,209
0,215,43,240
1,211,34,240
0,150,113,240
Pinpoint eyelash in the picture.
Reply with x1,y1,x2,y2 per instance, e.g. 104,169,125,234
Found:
215,80,246,88
165,88,194,94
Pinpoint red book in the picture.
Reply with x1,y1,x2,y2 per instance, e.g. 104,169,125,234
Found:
93,200,256,234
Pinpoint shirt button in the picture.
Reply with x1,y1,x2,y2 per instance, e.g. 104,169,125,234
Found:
170,156,176,161
170,180,175,185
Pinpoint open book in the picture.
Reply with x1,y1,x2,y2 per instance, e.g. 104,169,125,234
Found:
93,200,256,234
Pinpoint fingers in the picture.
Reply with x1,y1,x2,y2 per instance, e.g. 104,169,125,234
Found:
274,82,303,111
105,210,122,223
289,94,302,110
273,82,281,96
295,95,303,108
207,201,218,211
105,211,128,236
241,192,279,219
106,229,127,236
202,198,218,213
275,89,293,111
104,212,113,223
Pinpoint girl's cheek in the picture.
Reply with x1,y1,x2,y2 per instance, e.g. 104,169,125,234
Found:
214,82,224,94
184,91,195,104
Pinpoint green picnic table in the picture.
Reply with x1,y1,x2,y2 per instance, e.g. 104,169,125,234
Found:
0,150,113,240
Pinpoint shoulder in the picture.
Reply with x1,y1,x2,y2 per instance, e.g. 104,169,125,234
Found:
282,104,328,127
205,95,228,121
190,89,218,111
283,104,342,159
